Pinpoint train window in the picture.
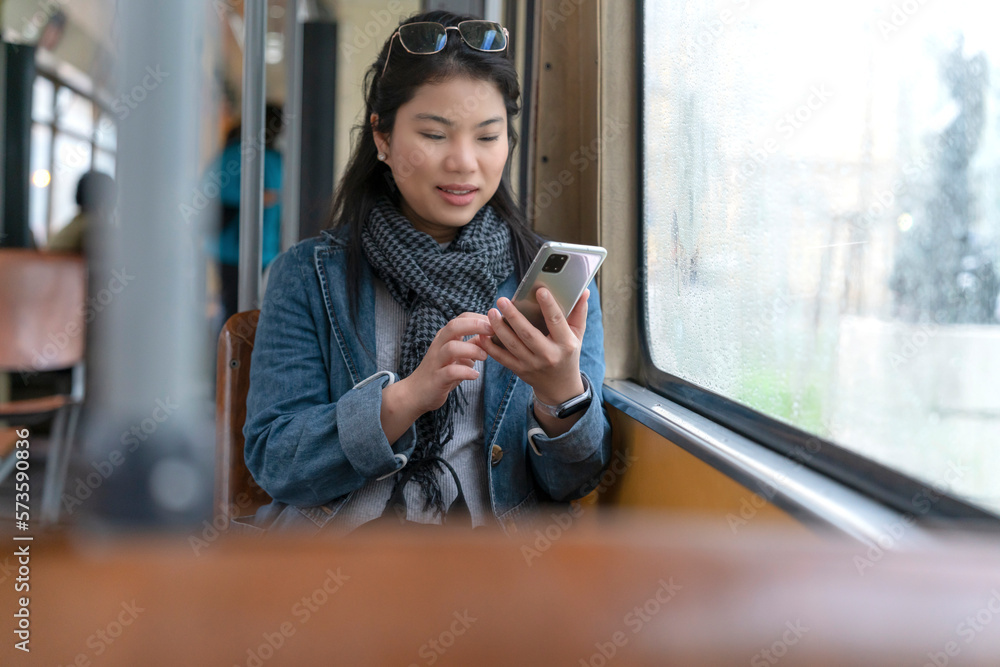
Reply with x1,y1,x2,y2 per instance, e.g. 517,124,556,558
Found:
55,84,94,137
29,123,53,242
29,74,116,243
50,133,93,230
641,1,1000,513
32,74,55,123
94,149,116,176
95,113,118,152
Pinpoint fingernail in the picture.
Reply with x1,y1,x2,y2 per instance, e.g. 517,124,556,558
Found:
538,289,549,300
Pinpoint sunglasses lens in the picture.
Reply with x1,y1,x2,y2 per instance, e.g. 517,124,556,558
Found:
398,22,448,53
459,21,506,51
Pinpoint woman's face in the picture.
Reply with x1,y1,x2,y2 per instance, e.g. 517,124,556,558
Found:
373,75,509,243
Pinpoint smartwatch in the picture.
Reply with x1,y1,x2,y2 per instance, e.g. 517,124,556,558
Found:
532,375,592,419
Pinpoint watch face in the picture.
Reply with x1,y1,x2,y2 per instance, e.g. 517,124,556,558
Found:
556,399,591,419
556,383,593,419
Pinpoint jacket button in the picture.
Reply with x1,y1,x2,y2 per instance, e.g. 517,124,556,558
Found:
490,444,503,466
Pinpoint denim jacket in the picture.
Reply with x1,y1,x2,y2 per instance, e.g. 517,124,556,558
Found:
242,228,613,535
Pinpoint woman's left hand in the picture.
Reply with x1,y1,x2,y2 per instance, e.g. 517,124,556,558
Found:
475,288,589,405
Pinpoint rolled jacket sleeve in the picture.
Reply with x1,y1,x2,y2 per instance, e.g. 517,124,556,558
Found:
242,245,416,507
337,371,414,479
525,372,605,463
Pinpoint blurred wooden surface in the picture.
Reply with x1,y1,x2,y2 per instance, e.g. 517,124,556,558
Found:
9,511,1000,666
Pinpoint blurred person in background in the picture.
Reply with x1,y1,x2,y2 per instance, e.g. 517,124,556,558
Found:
212,103,285,324
47,170,115,254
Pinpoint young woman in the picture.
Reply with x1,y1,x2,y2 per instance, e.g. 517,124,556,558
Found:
242,10,612,535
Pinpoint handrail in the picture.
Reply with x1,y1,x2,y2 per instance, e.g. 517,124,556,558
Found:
281,0,304,253
238,0,267,311
603,379,930,548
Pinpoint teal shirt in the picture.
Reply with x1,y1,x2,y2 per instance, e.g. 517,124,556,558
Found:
215,143,283,268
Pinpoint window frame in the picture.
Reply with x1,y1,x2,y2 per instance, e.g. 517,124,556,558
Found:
32,69,117,241
633,0,998,524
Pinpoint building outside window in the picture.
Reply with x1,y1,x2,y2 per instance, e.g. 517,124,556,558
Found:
642,1,1000,512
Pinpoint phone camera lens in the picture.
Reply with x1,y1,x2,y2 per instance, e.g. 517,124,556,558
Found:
542,254,568,273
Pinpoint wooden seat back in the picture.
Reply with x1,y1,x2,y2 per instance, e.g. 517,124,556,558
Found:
214,310,272,518
0,249,86,372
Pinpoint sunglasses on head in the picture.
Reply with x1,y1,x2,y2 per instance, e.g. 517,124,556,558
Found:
381,20,510,77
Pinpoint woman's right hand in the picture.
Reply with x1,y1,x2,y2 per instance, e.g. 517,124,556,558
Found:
402,312,494,413
380,313,494,445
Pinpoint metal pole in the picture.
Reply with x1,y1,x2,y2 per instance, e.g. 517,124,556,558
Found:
84,0,214,525
1,43,35,248
484,0,503,23
0,42,6,239
282,0,304,251
239,0,267,311
102,1,207,411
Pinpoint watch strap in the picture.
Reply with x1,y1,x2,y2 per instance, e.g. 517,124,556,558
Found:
532,374,592,419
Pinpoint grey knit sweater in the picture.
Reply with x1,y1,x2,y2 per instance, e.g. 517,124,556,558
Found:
334,276,495,532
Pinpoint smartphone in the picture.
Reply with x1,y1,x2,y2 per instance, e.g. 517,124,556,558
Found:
492,242,607,343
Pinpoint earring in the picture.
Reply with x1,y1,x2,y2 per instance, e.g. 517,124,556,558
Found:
377,153,386,161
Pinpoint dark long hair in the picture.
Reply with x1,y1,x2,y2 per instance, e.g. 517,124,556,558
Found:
328,10,539,322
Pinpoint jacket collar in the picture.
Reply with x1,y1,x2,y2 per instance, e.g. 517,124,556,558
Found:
314,237,377,385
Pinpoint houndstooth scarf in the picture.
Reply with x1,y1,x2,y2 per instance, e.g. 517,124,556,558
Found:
362,196,513,518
